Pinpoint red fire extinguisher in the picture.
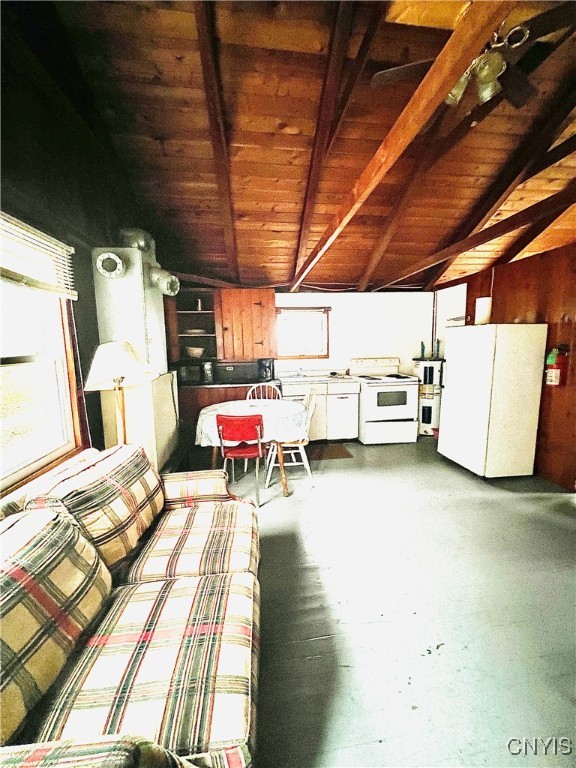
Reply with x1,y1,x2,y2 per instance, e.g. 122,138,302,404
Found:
545,346,568,386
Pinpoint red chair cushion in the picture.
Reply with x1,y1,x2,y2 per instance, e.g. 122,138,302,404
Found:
216,414,266,459
222,444,263,459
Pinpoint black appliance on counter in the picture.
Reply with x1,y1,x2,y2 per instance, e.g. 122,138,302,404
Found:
178,358,276,386
258,358,275,382
213,359,276,385
177,360,214,385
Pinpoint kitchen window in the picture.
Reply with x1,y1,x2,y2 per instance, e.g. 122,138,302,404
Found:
1,213,81,492
276,307,330,359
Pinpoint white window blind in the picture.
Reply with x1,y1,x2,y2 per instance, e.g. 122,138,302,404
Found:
0,212,77,300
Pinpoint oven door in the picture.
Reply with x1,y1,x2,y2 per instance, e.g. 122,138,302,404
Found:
362,382,418,421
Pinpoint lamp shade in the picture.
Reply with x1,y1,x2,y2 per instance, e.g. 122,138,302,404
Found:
84,341,149,391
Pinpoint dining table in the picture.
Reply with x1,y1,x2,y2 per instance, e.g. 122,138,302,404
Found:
195,398,308,497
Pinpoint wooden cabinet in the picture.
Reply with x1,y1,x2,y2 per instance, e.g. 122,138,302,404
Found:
166,287,277,365
215,288,277,361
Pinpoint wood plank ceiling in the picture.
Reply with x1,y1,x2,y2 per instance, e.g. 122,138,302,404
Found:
54,1,575,291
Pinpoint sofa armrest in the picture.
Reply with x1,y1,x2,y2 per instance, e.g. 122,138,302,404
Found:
0,735,191,767
161,469,239,509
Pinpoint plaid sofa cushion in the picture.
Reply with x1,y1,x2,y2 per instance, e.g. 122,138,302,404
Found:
0,450,101,522
125,500,259,583
161,470,234,510
0,510,112,745
28,573,259,764
25,445,164,572
0,735,192,768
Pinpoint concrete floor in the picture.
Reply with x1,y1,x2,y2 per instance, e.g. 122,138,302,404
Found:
227,438,575,768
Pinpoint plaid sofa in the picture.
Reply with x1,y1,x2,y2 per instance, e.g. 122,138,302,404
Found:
0,445,260,768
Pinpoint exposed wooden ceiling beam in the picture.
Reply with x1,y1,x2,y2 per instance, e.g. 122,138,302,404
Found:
359,34,572,292
382,181,576,286
288,1,512,292
528,134,576,177
491,207,573,268
293,2,355,276
325,2,388,155
194,2,240,284
174,270,237,289
425,75,576,289
357,106,448,291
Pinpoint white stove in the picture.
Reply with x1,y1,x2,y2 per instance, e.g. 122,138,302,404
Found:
349,357,419,444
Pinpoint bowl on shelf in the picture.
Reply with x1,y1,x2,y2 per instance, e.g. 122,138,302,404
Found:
185,346,204,358
184,329,205,335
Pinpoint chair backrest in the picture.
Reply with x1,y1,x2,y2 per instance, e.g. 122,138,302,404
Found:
246,383,282,400
216,413,264,450
303,391,317,432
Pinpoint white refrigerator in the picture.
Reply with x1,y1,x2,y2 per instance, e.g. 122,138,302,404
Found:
437,324,547,478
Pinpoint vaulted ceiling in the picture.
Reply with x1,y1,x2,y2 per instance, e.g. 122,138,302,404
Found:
27,2,576,290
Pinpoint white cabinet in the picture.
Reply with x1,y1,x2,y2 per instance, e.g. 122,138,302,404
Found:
281,382,327,441
281,379,360,441
326,392,359,439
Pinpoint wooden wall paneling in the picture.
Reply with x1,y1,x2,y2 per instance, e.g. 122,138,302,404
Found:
490,246,576,490
164,296,180,364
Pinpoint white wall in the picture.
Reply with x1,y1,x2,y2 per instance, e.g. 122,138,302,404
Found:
434,284,467,359
275,292,434,374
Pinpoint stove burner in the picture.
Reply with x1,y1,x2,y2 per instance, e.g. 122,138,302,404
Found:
386,373,411,379
359,375,380,380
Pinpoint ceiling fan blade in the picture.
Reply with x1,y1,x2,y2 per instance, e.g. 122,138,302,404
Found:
522,2,575,41
370,59,434,87
499,65,539,108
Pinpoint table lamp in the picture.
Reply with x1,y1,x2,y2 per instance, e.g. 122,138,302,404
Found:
84,341,149,444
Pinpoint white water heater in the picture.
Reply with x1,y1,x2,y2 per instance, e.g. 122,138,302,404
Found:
413,358,444,436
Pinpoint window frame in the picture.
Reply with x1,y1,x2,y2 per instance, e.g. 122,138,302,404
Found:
1,286,83,496
275,307,330,360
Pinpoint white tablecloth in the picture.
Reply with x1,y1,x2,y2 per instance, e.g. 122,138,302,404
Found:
195,399,307,446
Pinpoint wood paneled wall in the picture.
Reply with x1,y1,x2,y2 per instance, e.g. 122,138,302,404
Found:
460,244,576,491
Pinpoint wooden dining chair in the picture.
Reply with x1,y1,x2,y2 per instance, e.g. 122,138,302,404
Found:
216,413,267,507
246,383,282,400
265,391,316,488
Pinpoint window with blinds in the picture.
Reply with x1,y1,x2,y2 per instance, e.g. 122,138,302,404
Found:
0,213,81,492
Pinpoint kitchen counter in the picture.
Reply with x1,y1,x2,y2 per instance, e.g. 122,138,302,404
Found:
279,374,361,385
